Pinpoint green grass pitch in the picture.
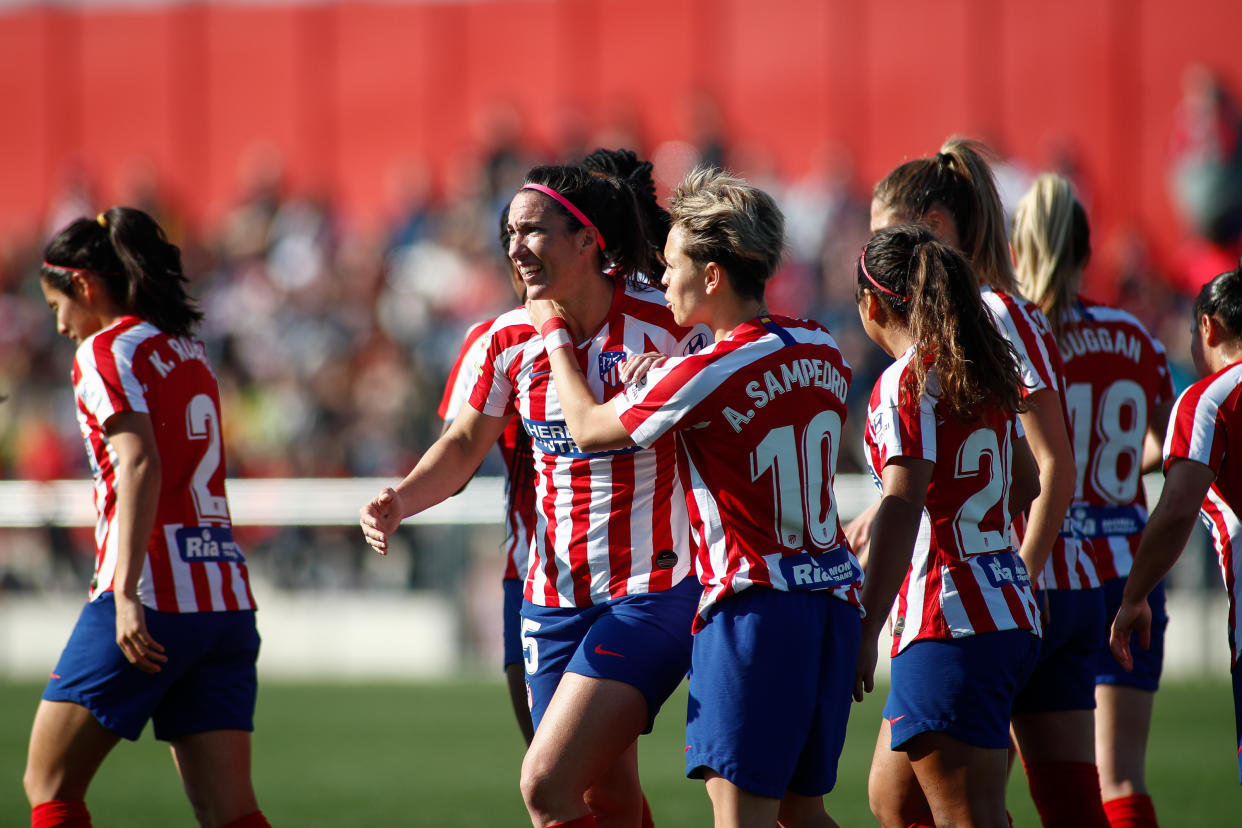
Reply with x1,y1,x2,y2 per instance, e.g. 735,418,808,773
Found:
2,678,1235,825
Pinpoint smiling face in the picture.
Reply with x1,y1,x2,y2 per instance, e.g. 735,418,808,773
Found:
40,276,103,344
660,224,710,328
506,189,595,302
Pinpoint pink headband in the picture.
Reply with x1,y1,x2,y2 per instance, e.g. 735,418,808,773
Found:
42,261,116,278
860,246,910,302
521,183,606,251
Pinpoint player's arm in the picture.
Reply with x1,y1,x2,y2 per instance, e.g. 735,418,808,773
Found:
528,301,635,453
1015,387,1077,579
854,456,932,701
104,410,168,674
360,403,509,555
1110,457,1216,670
1010,434,1041,522
1141,398,1174,474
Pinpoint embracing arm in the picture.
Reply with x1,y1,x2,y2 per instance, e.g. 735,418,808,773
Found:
1016,387,1077,578
104,411,167,673
1110,458,1216,669
853,456,932,701
360,403,509,554
528,301,636,453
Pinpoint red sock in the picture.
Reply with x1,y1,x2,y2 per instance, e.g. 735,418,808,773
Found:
222,812,271,828
548,818,598,828
1103,794,1158,828
1025,761,1110,828
640,794,655,828
31,800,91,828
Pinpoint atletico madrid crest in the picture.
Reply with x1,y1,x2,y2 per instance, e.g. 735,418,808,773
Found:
598,350,627,386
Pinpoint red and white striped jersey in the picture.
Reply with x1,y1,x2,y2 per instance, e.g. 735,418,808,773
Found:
439,317,535,583
865,345,1042,656
468,280,711,608
1164,358,1242,667
614,315,863,631
981,287,1080,588
1056,298,1174,584
71,316,255,613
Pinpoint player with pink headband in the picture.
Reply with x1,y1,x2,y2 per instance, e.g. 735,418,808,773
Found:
855,225,1042,828
361,163,708,828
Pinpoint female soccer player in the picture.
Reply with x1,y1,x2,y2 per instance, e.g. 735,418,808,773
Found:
1013,174,1174,828
439,150,673,757
528,167,864,827
864,139,1083,821
361,164,706,828
854,225,1042,828
1111,259,1242,788
25,208,267,828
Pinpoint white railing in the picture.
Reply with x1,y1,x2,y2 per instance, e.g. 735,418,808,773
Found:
0,474,889,528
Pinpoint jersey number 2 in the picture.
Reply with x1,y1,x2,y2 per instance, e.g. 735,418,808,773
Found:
186,393,230,521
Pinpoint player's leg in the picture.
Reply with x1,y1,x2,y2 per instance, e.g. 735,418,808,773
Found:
157,609,265,828
1094,685,1157,825
703,772,782,828
520,673,647,827
907,732,1010,828
169,730,265,827
26,594,161,823
25,700,120,818
1094,577,1165,826
1011,588,1109,827
776,792,839,828
867,718,932,828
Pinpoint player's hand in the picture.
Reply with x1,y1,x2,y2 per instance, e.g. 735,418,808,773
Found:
620,352,665,384
1109,598,1152,672
526,298,562,331
115,593,167,674
845,499,880,568
854,635,879,702
360,487,404,555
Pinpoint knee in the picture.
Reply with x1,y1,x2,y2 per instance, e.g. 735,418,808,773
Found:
519,747,561,818
23,762,66,806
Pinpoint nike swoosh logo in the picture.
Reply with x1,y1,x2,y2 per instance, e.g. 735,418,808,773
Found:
594,644,626,658
886,715,906,724
530,369,552,378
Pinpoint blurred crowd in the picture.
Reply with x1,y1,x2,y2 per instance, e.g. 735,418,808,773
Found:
3,95,1237,595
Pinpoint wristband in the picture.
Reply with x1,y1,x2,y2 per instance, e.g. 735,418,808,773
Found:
541,317,573,354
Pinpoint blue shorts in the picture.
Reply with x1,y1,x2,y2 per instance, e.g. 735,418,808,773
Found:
502,578,524,669
1012,588,1106,715
42,593,260,742
520,577,697,733
885,629,1040,750
1094,578,1167,691
1232,661,1242,785
685,588,861,799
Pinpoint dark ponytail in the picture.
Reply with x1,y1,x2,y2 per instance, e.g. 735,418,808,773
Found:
582,147,672,278
859,225,1025,418
41,206,202,337
521,165,652,287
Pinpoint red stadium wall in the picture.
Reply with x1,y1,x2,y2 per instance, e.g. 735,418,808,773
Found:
3,0,1240,288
